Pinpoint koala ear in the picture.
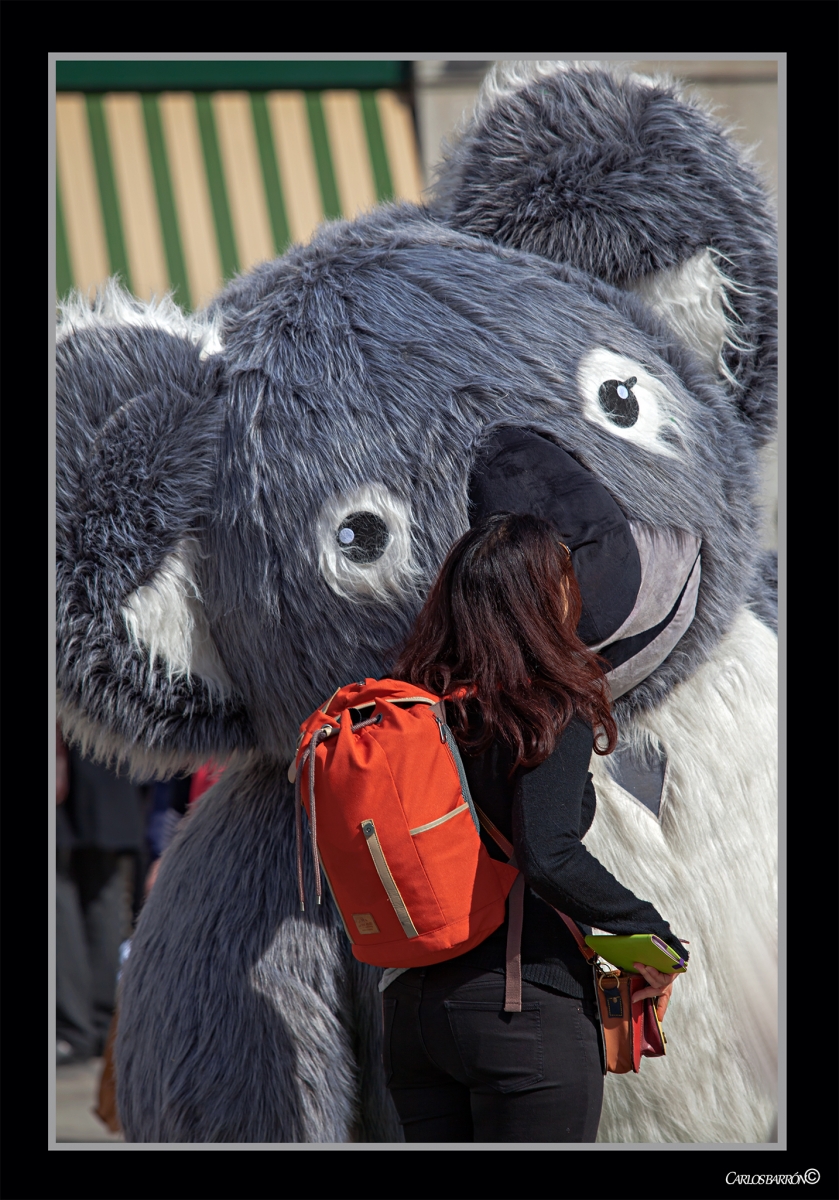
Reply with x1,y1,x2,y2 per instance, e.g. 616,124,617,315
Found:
56,283,255,777
624,247,748,385
432,61,777,444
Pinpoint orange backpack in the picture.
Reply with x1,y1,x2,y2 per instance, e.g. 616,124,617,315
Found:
291,678,519,969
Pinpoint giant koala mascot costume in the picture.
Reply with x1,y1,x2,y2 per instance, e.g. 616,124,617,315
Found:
56,63,777,1143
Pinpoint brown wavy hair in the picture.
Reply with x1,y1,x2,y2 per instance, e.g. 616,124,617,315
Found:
392,512,617,771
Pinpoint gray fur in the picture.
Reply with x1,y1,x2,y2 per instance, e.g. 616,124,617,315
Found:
748,550,778,633
200,211,767,739
116,762,399,1142
431,62,777,444
55,63,776,1142
56,321,255,772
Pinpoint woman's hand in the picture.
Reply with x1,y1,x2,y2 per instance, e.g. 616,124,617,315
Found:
631,962,679,1020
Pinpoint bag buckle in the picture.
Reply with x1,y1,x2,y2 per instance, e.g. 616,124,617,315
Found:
597,967,624,1018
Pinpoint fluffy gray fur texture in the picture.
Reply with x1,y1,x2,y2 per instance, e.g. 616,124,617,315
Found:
116,761,392,1142
55,63,777,1142
432,62,777,442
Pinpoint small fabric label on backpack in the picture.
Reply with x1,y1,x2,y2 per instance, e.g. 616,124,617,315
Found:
352,913,380,934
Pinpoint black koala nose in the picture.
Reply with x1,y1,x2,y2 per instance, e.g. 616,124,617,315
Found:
468,427,642,646
336,512,390,563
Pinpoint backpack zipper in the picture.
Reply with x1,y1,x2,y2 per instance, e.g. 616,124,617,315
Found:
433,715,480,833
409,803,469,835
360,818,419,938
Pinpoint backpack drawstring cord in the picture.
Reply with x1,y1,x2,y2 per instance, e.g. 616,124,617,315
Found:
294,763,306,910
295,712,382,912
307,727,326,905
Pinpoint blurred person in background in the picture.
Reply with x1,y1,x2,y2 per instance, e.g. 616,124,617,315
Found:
93,758,228,1132
143,759,226,894
55,724,147,1065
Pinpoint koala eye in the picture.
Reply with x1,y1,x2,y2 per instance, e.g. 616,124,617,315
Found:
598,377,638,427
336,512,390,563
317,483,418,603
578,349,685,459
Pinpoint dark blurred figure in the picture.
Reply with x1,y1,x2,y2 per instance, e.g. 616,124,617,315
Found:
92,758,227,1132
143,760,226,892
56,725,147,1064
143,774,192,896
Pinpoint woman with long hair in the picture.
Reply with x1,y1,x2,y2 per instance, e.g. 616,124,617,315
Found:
384,511,688,1143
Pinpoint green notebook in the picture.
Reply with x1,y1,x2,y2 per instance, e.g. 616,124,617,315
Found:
584,933,688,975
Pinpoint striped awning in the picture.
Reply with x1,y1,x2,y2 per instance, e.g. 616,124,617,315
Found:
56,89,424,310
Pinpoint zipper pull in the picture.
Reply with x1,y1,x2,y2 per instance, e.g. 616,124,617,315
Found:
433,714,446,743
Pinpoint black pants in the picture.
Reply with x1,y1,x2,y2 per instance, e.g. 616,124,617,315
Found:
383,960,604,1143
56,848,134,1057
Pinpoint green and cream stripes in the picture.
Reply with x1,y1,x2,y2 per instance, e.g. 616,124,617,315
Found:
56,90,424,310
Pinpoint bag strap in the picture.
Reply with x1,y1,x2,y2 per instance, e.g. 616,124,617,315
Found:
504,875,526,1013
474,802,596,989
474,804,524,1013
555,909,597,961
474,803,513,859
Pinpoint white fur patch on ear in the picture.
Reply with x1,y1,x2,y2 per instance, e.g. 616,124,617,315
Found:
57,277,224,361
121,539,231,695
628,248,751,387
316,483,419,605
577,348,687,458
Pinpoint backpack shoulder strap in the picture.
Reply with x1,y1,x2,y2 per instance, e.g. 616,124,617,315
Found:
473,802,514,861
474,803,595,963
473,803,523,1012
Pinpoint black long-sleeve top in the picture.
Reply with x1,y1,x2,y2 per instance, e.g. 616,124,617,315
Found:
454,714,689,999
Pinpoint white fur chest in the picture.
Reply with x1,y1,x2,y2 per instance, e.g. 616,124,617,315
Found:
585,609,778,1143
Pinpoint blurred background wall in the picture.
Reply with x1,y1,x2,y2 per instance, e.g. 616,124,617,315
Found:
55,57,778,549
55,61,423,311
